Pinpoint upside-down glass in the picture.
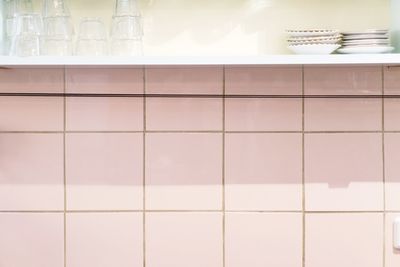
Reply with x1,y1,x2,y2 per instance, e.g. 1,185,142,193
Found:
42,16,73,55
76,18,108,56
110,15,143,56
10,14,43,56
114,0,141,16
42,0,71,17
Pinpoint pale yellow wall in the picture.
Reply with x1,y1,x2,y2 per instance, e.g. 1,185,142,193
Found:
33,0,390,55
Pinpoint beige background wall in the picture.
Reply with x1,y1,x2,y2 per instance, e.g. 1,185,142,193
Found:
32,0,390,55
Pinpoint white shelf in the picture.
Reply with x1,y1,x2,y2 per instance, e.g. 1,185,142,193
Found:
0,54,400,66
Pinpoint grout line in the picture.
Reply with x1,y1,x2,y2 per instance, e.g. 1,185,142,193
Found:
0,210,390,213
382,65,386,267
142,66,147,267
301,65,306,267
63,66,67,267
222,65,226,267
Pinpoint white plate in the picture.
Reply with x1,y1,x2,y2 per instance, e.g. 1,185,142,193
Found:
337,46,394,54
342,30,388,35
343,34,389,40
286,29,339,37
288,44,341,55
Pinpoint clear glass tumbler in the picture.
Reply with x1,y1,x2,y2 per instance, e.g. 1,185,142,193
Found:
42,0,71,17
110,15,143,56
42,16,73,56
76,18,108,56
114,0,140,16
10,13,43,56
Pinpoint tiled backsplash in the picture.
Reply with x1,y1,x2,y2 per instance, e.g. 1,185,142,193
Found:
0,66,399,267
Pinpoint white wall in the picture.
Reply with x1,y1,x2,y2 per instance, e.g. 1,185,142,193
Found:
31,0,390,55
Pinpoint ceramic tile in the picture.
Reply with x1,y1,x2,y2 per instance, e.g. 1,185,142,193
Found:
0,213,64,267
146,67,223,94
146,133,222,210
67,213,143,267
66,133,143,210
305,99,382,131
0,134,64,210
305,133,383,211
66,68,144,94
0,97,63,131
0,68,64,93
384,66,400,95
385,134,400,210
146,98,222,131
146,212,223,267
304,66,382,95
225,66,302,95
66,97,143,131
386,213,400,267
225,133,302,211
306,213,383,267
385,99,400,131
225,99,302,131
225,212,302,267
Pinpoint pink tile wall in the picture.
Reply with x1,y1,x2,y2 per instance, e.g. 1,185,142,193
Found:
0,66,399,267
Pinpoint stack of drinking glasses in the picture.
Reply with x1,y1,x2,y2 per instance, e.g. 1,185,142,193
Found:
42,0,74,56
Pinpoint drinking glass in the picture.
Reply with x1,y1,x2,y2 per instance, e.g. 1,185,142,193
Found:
42,0,71,18
42,16,73,55
76,18,108,56
10,14,43,57
114,0,140,16
110,15,143,55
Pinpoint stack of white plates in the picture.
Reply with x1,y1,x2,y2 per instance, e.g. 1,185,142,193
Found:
286,29,341,54
338,30,394,54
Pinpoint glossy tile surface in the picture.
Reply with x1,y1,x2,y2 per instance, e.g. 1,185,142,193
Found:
386,213,400,267
146,67,223,94
384,66,400,95
225,66,302,95
225,99,302,131
304,66,382,95
225,212,302,267
0,213,64,267
385,134,400,210
225,133,302,211
66,97,143,131
0,97,63,131
306,213,383,267
0,68,64,93
66,68,144,94
67,213,143,267
146,212,223,267
305,133,383,211
66,133,143,210
146,133,222,210
0,134,64,210
305,99,382,131
385,99,400,131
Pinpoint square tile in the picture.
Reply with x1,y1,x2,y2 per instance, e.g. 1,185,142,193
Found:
225,212,302,267
386,213,400,267
0,97,63,131
66,133,143,210
67,213,143,267
225,133,302,211
385,134,400,210
0,68,64,93
384,66,400,95
66,97,143,131
304,66,382,95
385,99,400,131
305,133,383,211
146,67,223,94
0,134,64,210
146,133,222,210
225,99,302,131
305,99,382,131
66,68,144,94
146,98,222,131
146,212,223,267
0,213,64,267
225,66,302,95
306,213,383,267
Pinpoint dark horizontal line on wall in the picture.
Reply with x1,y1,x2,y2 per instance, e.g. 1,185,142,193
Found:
0,93,399,99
